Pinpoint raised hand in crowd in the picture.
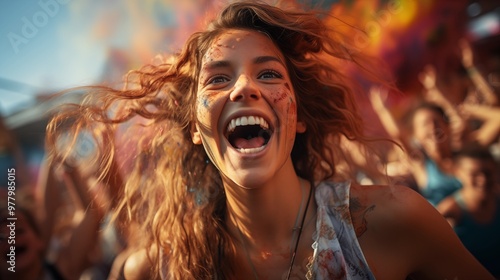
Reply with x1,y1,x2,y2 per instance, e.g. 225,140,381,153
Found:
460,39,498,106
459,103,500,147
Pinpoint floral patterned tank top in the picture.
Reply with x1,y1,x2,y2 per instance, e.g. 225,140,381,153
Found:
159,181,375,279
307,181,375,279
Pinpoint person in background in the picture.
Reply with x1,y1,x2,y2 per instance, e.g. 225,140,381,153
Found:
437,146,500,278
0,160,105,280
370,87,461,206
0,192,63,280
459,39,498,107
0,116,29,188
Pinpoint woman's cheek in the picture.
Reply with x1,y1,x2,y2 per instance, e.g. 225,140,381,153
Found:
197,91,228,132
198,95,210,110
267,84,297,140
268,82,293,104
286,97,297,140
197,90,220,114
196,95,208,121
271,88,288,103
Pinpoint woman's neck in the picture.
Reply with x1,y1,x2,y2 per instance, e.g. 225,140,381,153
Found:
224,167,309,252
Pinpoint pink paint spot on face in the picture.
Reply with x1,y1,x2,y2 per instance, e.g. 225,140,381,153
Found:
271,83,293,105
286,97,297,139
272,90,288,104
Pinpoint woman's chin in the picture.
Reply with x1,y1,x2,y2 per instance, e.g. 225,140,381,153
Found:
223,171,272,190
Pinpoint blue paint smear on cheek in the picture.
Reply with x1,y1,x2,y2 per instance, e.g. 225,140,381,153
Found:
203,98,209,108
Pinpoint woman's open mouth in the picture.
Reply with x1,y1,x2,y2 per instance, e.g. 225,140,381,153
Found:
226,115,272,154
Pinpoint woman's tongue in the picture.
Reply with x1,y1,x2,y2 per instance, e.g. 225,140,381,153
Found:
233,136,265,149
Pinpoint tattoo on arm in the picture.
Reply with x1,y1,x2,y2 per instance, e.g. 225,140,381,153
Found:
350,197,376,238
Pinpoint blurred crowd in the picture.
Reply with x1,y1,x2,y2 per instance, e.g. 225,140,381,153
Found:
0,27,499,280
366,39,500,277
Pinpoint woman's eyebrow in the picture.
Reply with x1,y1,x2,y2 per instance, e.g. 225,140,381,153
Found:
202,60,231,71
202,56,285,71
253,55,284,67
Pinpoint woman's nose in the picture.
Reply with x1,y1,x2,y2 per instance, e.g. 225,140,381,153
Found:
229,75,261,102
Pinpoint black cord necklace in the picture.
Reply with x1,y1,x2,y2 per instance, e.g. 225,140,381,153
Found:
285,181,313,280
234,181,314,280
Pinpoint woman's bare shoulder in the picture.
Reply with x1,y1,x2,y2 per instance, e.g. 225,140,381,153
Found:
123,246,159,280
349,184,421,237
350,183,433,215
349,183,494,279
350,183,465,241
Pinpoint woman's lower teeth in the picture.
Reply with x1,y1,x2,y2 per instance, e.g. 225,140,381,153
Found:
237,145,266,153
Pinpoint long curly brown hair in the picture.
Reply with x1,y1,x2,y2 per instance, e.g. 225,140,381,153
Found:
47,1,375,278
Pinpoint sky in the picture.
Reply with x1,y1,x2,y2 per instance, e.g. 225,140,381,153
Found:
0,0,109,115
0,0,198,116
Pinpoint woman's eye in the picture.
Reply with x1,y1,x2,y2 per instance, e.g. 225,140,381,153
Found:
208,75,229,85
258,70,282,80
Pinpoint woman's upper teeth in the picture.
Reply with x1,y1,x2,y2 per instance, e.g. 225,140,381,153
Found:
227,116,269,133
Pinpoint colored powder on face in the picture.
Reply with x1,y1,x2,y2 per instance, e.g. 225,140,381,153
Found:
287,96,296,116
287,97,298,140
273,89,288,104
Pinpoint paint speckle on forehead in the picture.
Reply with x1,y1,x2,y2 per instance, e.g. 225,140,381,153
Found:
214,43,236,50
205,30,284,66
203,33,246,62
204,47,223,61
221,31,260,47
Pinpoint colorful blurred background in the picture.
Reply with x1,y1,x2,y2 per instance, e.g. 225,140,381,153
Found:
1,0,499,187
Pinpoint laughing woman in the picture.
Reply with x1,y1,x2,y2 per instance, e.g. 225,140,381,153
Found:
47,1,493,279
